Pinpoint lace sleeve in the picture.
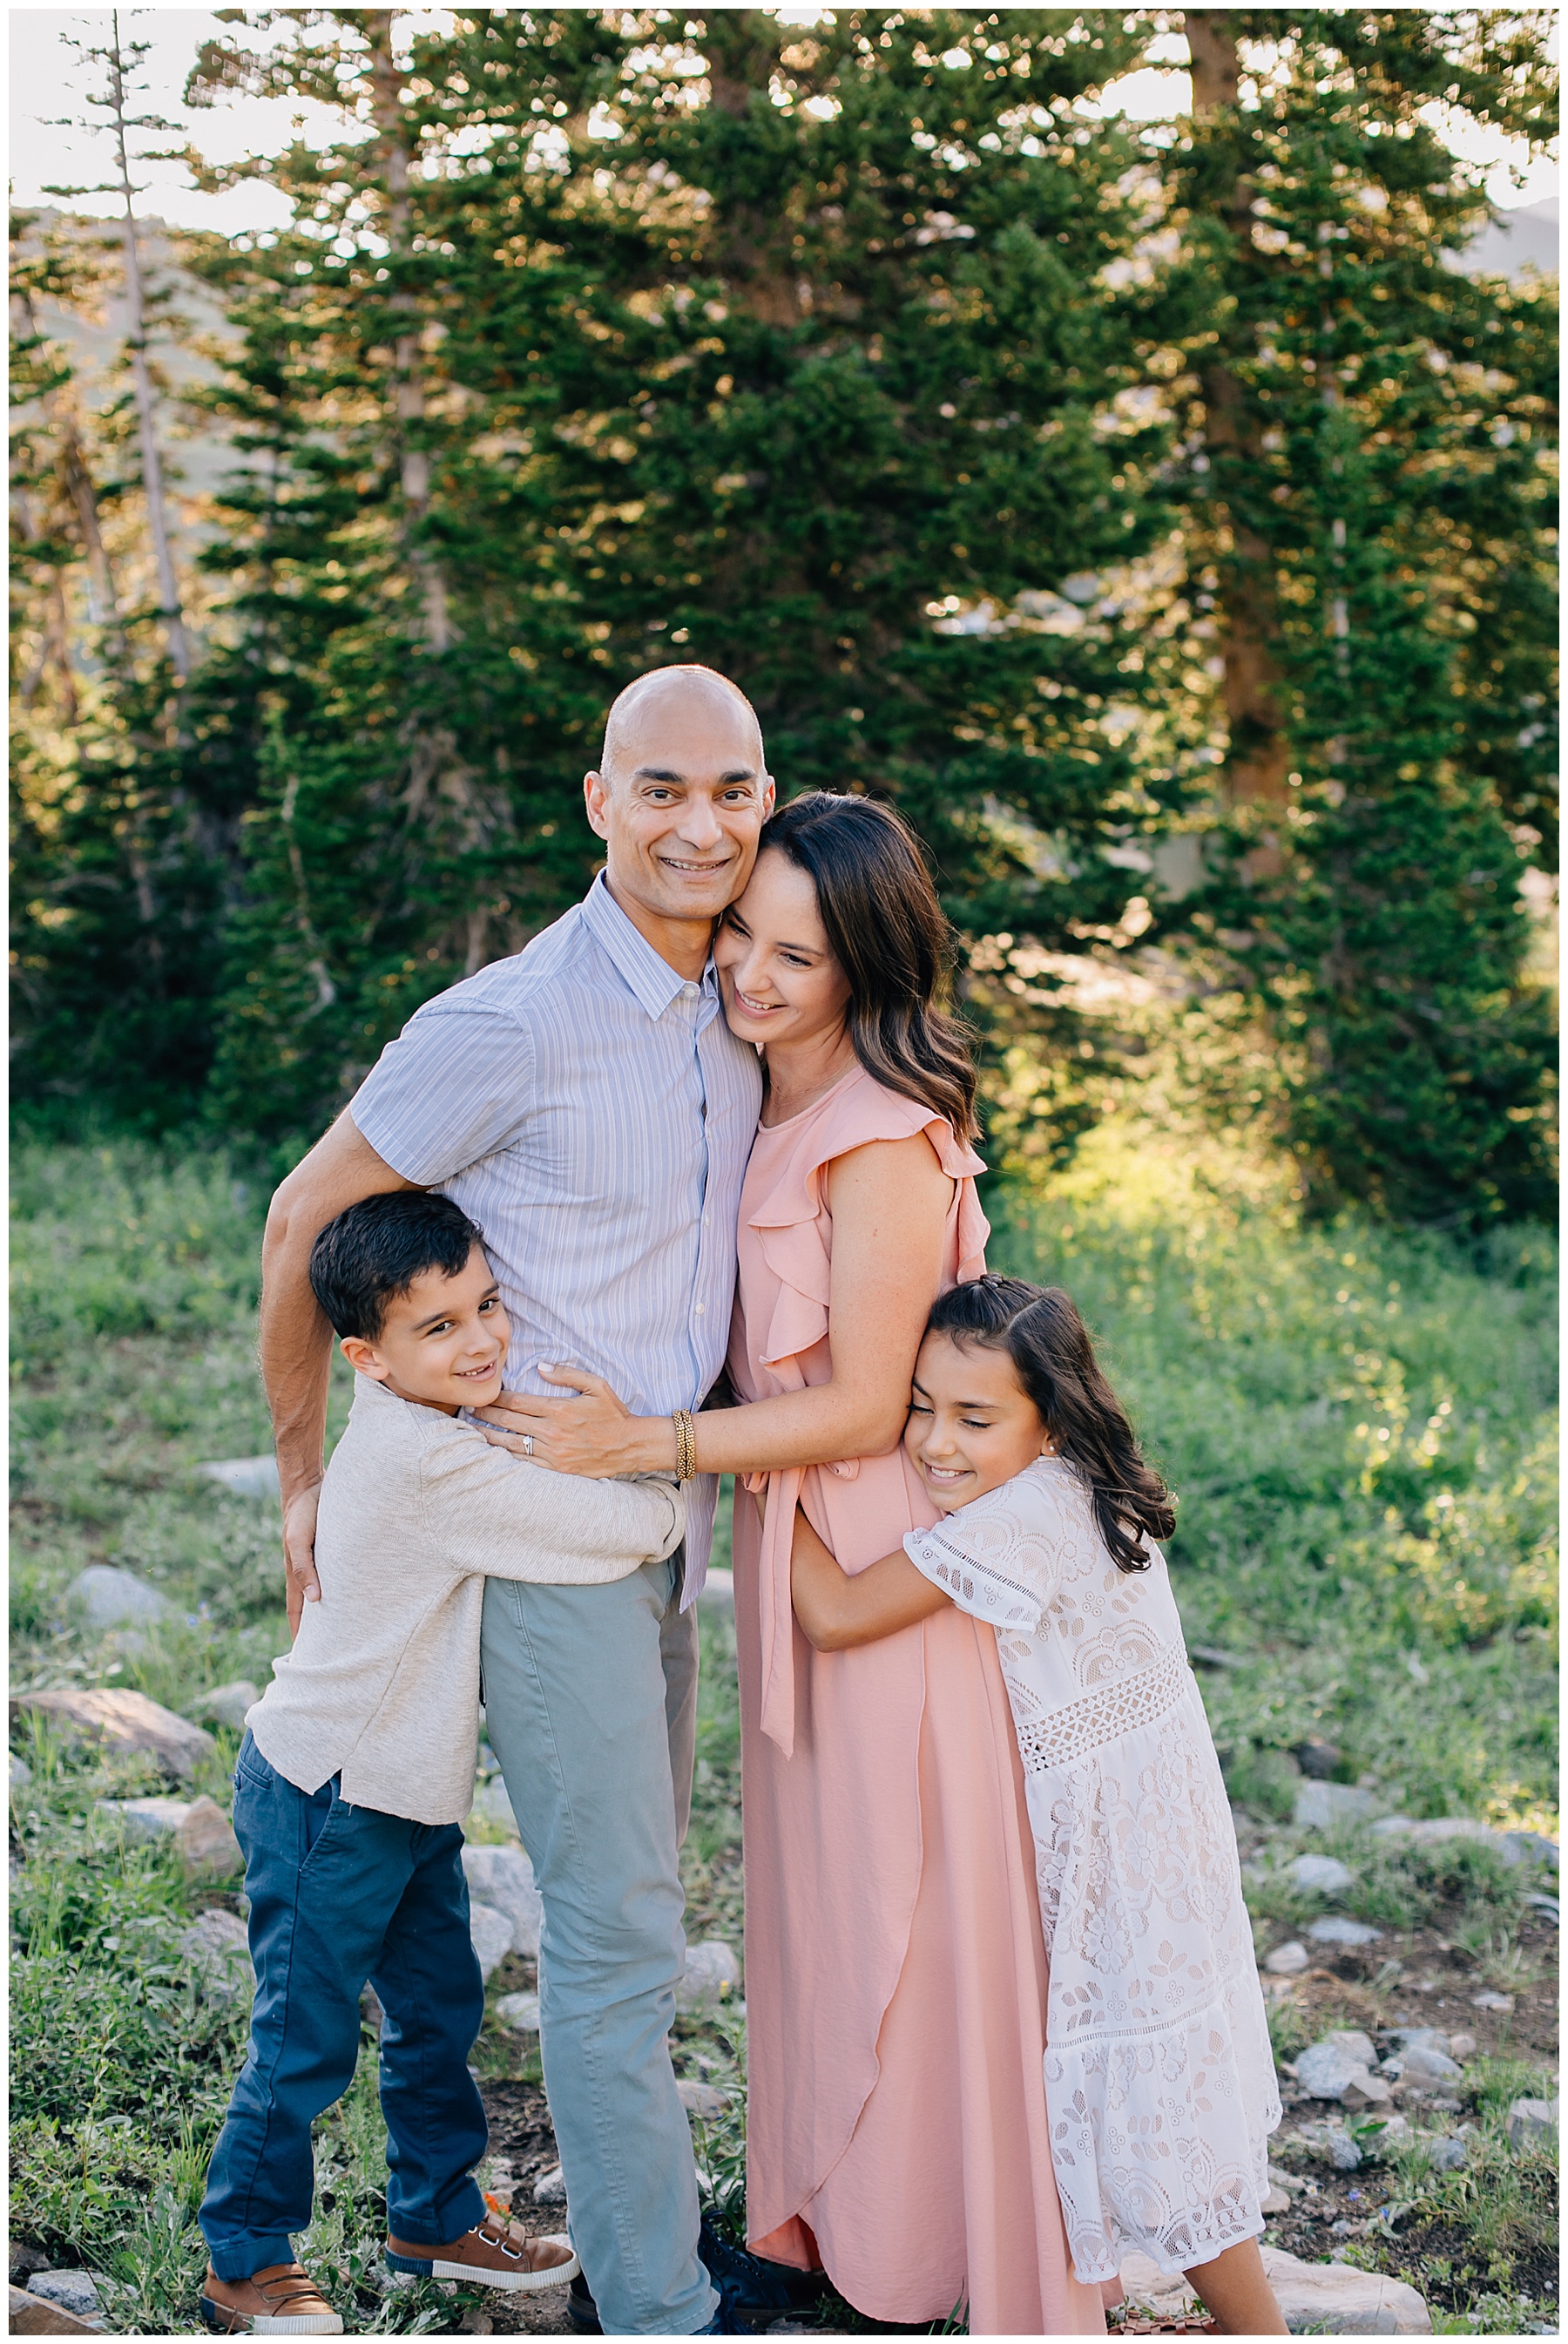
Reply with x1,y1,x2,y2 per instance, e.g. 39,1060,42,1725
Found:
902,1460,1083,1632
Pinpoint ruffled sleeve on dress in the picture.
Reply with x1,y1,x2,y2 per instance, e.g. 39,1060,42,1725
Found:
903,1459,1088,1636
745,1070,990,1755
747,1074,989,1376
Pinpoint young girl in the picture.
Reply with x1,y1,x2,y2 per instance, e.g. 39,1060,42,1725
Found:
791,1275,1286,2338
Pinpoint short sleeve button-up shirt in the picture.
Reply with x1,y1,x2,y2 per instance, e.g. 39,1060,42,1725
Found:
349,874,763,1594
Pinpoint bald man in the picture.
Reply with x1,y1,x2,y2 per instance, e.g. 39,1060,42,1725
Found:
257,666,774,2333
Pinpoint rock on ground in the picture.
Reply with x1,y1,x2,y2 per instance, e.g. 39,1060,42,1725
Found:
1265,1939,1308,1975
10,1688,216,1780
1119,2246,1431,2334
10,1755,32,1789
202,1681,260,1731
199,1455,280,1500
463,1843,543,1956
179,1908,253,1998
68,1565,171,1629
497,1991,541,2035
1294,2034,1391,2110
176,1795,243,1881
676,1939,741,2012
9,2283,98,2335
1371,1815,1559,1868
1294,1781,1379,1830
469,1900,516,1982
95,1795,191,1843
675,2079,729,2119
532,2164,568,2206
1291,1853,1354,1895
1506,2097,1558,2149
1258,2246,1430,2334
1308,1914,1382,1948
1387,2042,1463,2087
25,2273,101,2321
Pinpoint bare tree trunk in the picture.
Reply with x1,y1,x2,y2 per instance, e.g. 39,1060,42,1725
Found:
106,11,189,680
1185,10,1289,816
369,12,452,653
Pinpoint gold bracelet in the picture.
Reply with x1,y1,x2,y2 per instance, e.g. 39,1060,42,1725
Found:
672,1408,697,1482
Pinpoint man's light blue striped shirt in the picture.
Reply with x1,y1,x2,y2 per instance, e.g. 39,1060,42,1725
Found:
349,874,763,1596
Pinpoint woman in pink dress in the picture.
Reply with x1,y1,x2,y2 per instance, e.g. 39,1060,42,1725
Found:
492,794,1104,2334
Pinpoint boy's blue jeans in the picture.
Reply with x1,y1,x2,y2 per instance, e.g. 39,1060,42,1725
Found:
199,1732,489,2280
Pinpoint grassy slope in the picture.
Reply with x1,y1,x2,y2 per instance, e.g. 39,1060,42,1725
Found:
10,1128,1558,2334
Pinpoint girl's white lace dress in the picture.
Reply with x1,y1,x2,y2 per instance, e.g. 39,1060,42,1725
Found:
904,1455,1281,2284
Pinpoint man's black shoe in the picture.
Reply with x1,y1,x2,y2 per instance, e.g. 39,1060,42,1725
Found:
564,2232,799,2335
565,2270,602,2334
699,2219,827,2320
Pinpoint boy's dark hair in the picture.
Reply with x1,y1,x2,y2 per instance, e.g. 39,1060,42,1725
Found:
926,1276,1176,1573
308,1190,486,1342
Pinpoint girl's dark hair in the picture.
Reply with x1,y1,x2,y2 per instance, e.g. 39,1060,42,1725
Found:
309,1189,484,1341
754,791,979,1142
927,1275,1176,1571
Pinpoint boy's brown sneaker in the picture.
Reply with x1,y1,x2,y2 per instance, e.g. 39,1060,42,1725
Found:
199,2262,343,2334
385,2218,579,2292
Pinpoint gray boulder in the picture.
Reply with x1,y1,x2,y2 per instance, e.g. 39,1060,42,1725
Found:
12,1688,217,1779
462,1844,543,1956
676,1939,741,2012
96,1795,191,1843
533,2164,568,2206
676,2078,729,2119
180,1908,254,1998
1506,2097,1558,2150
496,1990,540,2035
1294,1781,1378,1830
202,1681,260,1731
1295,2034,1390,2110
1308,1914,1382,1947
1388,2043,1463,2087
1428,2137,1468,2171
199,1455,280,1500
177,1795,243,1881
1292,1854,1354,1895
26,2272,102,2321
1120,2246,1431,2334
468,1900,516,1982
10,1755,31,1790
70,1564,171,1628
1327,2130,1363,2171
1265,1939,1309,1975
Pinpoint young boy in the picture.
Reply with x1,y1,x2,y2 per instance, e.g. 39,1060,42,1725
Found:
198,1190,685,2337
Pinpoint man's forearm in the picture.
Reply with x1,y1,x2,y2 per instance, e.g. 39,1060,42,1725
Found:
260,1208,335,1494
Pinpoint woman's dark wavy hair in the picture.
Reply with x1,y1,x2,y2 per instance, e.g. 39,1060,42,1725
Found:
927,1275,1176,1572
754,791,978,1142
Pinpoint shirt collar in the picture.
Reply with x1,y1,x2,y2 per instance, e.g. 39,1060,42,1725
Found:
581,871,719,1020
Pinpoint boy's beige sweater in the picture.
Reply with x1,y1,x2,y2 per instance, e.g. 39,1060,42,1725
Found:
247,1373,683,1825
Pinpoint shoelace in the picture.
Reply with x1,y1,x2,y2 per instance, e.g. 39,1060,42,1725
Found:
253,2266,331,2310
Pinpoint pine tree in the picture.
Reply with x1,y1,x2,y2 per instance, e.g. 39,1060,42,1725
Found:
183,6,1193,1134
1157,7,1557,1218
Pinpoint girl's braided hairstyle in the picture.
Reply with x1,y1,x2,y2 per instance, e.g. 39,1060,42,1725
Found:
926,1275,1175,1572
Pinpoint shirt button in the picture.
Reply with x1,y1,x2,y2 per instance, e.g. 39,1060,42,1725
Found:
680,982,700,1000
694,1304,706,1317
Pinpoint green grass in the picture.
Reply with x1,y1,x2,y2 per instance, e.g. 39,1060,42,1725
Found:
990,1118,1558,1836
10,1121,1558,2334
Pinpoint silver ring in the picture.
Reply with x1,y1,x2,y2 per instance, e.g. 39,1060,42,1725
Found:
523,1433,534,1458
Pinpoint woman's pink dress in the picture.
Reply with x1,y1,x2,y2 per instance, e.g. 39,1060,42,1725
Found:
728,1067,1105,2335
